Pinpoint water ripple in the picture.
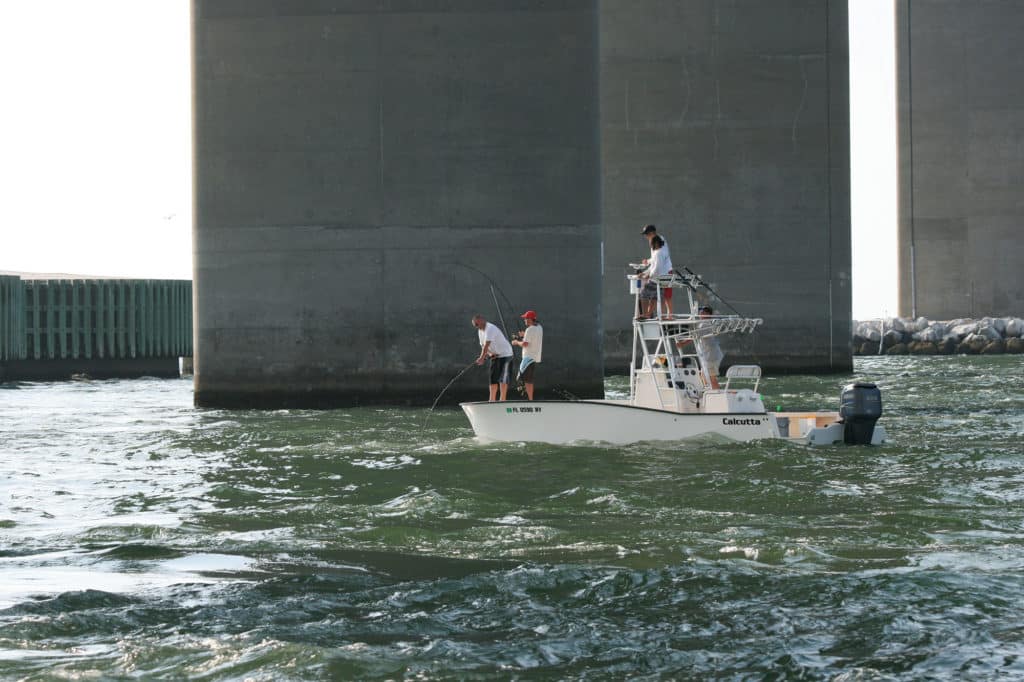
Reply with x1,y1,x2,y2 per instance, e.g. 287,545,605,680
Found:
2,359,1024,677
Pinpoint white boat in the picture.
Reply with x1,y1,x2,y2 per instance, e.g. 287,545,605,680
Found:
461,270,887,446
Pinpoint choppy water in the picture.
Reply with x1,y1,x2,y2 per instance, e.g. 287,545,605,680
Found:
1,356,1023,680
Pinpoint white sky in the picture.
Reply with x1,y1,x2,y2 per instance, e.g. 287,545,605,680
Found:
0,1,897,318
849,0,899,320
0,2,192,280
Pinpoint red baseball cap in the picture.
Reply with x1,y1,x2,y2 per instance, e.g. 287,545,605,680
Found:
520,310,537,320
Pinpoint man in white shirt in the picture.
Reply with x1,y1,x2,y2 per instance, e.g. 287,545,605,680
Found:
640,235,674,318
696,305,723,388
641,224,672,264
511,310,543,400
472,314,514,401
639,224,674,318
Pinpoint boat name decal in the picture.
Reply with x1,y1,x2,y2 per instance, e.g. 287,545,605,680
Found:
507,406,542,414
722,417,763,426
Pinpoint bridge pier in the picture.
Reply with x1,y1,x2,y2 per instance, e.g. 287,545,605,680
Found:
600,0,853,373
192,1,603,407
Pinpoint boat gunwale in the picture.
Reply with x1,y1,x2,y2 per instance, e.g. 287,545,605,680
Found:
459,398,769,418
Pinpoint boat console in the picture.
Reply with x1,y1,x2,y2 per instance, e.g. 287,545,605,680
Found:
627,270,762,414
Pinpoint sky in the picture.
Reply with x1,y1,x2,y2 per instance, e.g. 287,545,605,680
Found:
0,2,192,280
848,0,899,320
0,1,898,319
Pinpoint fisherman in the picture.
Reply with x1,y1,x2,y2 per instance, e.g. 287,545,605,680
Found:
696,305,723,388
511,310,543,400
674,305,722,388
472,314,514,401
638,224,674,318
640,235,674,318
640,224,672,267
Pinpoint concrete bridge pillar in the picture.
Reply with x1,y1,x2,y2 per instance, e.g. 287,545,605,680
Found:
897,0,1024,319
600,0,853,372
192,1,602,406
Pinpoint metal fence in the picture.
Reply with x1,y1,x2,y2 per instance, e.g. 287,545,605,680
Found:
0,276,26,361
20,279,192,360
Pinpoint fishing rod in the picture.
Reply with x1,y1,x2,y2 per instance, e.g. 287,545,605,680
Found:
488,284,509,343
452,262,521,341
550,387,580,401
679,266,743,317
424,360,477,429
424,263,523,425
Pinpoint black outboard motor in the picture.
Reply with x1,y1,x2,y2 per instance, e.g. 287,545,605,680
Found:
839,382,883,445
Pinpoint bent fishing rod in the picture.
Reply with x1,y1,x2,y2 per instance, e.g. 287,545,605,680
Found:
451,262,521,342
424,360,478,429
677,265,743,317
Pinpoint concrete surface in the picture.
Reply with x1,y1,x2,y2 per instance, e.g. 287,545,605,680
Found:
193,0,602,407
600,0,853,373
897,0,1024,319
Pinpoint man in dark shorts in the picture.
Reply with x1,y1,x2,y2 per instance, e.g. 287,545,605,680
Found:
472,314,514,401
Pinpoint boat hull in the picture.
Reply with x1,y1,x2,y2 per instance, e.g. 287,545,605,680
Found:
460,400,776,445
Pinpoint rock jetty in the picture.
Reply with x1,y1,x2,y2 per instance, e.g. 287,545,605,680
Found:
853,317,1024,355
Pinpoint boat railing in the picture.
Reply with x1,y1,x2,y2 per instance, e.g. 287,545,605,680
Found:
649,271,702,290
626,269,761,410
692,316,762,338
723,364,762,393
640,315,763,339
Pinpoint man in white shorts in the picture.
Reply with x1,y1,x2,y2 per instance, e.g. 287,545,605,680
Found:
696,306,723,388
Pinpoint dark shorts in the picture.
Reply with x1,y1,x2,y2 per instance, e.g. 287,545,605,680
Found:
521,361,537,383
489,356,513,385
640,281,658,300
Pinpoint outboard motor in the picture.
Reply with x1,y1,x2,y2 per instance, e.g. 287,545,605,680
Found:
839,382,883,445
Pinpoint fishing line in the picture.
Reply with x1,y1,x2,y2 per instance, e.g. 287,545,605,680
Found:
426,263,523,429
424,360,477,430
489,284,509,343
680,266,743,316
452,262,521,339
551,387,581,401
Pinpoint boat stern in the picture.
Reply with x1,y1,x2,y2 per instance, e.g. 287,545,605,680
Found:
771,412,888,446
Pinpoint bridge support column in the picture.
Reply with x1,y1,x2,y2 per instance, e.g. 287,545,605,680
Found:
192,1,602,406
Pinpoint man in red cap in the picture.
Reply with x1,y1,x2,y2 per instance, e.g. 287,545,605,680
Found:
512,310,543,400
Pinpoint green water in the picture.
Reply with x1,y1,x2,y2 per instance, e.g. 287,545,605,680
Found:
1,356,1023,679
